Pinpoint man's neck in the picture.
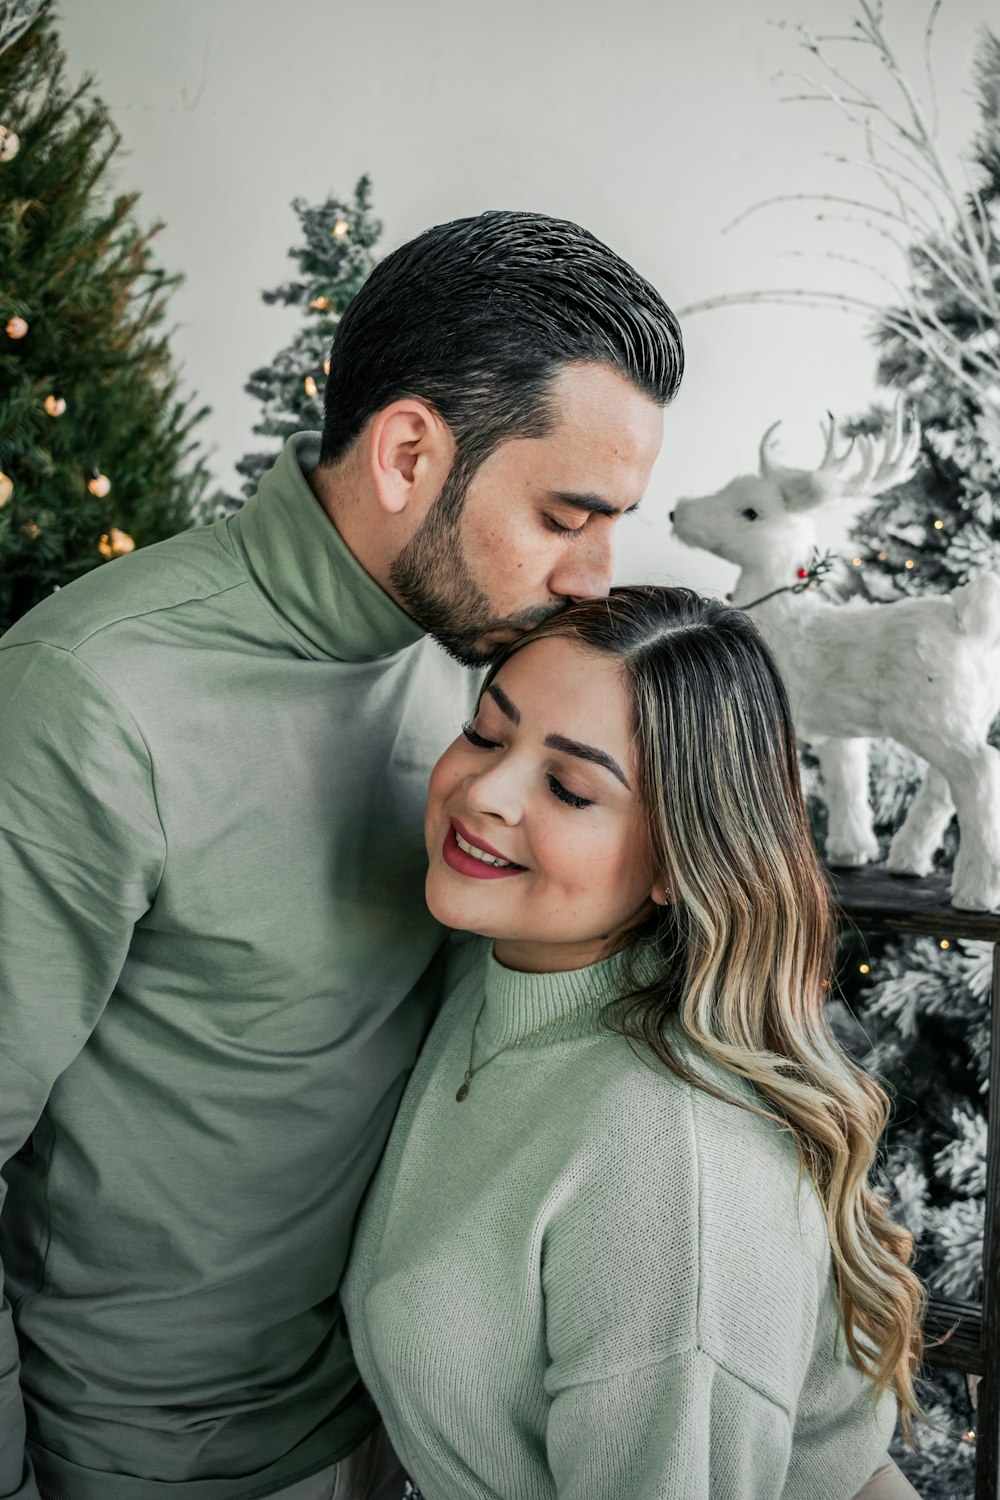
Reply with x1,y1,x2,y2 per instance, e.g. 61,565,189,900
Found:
307,457,402,606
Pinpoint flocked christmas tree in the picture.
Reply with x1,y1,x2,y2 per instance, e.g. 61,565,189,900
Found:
222,177,382,512
835,23,1000,1498
0,0,214,634
680,7,1000,1495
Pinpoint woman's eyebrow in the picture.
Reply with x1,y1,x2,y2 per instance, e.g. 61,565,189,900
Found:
545,734,630,790
485,685,630,789
486,684,520,724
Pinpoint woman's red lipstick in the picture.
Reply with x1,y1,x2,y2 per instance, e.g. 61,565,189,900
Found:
443,818,527,880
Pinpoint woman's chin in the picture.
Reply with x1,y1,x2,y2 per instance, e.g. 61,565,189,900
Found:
425,868,492,935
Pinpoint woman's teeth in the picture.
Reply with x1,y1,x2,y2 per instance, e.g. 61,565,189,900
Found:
454,830,516,868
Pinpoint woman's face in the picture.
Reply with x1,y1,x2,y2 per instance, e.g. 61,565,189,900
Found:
424,636,665,972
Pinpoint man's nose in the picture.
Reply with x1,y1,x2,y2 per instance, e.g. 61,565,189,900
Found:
549,529,615,602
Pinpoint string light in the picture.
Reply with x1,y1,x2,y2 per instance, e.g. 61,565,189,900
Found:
23,519,39,539
877,550,888,561
859,963,871,975
851,557,862,567
87,472,111,498
303,375,318,397
311,296,332,312
904,559,915,569
0,470,12,506
933,519,944,530
98,528,135,559
5,315,28,339
940,939,951,950
0,124,20,162
332,218,349,238
44,394,67,417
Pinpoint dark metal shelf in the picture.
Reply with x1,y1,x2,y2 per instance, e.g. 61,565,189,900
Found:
829,865,1000,942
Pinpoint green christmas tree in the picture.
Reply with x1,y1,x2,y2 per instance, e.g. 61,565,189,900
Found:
0,0,213,633
223,177,382,512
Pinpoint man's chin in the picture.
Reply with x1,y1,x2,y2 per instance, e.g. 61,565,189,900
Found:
431,626,527,669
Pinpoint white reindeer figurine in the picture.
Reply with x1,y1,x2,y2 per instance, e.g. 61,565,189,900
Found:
671,404,1000,911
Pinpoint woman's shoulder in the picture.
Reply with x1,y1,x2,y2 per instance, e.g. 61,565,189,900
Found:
545,1028,839,1410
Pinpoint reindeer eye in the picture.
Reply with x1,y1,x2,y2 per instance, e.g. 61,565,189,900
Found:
741,507,760,521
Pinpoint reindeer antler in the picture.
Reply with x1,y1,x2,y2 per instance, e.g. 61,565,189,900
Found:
758,396,920,505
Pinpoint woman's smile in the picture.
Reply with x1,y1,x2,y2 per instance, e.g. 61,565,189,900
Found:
443,818,528,879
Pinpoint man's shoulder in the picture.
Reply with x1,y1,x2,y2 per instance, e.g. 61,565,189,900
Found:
0,523,241,658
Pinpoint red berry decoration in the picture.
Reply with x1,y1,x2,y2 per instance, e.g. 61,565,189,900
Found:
797,567,810,579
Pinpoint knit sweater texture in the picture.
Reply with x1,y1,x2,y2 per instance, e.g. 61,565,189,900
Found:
0,433,475,1500
342,937,898,1500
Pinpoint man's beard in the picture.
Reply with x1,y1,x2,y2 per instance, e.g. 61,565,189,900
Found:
388,464,562,667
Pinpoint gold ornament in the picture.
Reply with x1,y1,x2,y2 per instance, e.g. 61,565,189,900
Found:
0,125,20,163
311,295,332,311
44,394,67,417
303,375,318,397
0,470,12,506
88,472,111,498
98,528,135,559
323,358,331,376
332,218,349,238
5,316,28,339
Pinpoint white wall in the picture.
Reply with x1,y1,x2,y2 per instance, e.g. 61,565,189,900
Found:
62,0,995,596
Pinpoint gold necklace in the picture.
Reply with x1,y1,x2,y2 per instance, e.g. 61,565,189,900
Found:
455,985,610,1102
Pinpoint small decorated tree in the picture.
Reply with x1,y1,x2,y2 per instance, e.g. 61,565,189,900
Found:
0,1,214,633
223,177,382,511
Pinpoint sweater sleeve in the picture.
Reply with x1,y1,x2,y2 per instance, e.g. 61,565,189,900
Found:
545,1347,792,1500
0,641,165,1499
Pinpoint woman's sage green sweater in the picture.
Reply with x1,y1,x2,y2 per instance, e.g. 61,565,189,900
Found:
342,937,897,1500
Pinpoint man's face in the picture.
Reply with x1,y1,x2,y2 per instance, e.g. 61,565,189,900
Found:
389,363,664,666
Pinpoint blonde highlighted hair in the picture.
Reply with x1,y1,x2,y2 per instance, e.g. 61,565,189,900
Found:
486,584,934,1446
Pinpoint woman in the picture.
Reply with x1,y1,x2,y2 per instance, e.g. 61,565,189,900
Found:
342,586,932,1499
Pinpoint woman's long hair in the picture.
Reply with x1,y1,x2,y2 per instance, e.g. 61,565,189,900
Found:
485,584,933,1446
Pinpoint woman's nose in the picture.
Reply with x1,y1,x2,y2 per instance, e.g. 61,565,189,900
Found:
464,762,521,824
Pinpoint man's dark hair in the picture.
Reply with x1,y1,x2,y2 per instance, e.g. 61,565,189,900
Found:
319,210,683,490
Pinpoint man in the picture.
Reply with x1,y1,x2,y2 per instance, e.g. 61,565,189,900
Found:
0,210,682,1500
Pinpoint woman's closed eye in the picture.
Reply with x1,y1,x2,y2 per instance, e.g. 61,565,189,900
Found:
461,722,501,750
462,723,594,809
547,774,593,809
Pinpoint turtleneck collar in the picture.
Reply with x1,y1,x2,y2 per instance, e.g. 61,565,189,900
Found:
477,942,660,1052
225,432,425,662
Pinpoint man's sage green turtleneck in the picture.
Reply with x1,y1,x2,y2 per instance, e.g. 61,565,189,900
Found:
0,434,475,1500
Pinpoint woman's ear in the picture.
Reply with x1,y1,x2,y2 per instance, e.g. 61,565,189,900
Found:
650,876,670,907
368,399,453,517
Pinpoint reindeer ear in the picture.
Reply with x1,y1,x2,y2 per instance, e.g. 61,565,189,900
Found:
761,412,863,512
774,467,838,512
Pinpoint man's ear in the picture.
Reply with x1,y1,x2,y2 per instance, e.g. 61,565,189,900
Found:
368,399,453,517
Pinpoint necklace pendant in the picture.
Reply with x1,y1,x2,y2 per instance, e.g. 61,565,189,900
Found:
456,1081,470,1103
